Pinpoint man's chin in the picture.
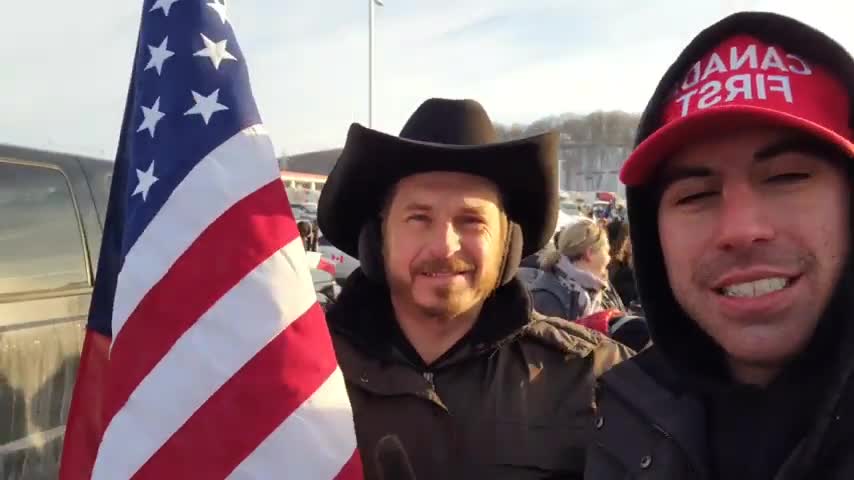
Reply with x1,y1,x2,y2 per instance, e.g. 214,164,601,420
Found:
414,296,459,314
722,333,807,368
413,295,475,318
417,304,455,318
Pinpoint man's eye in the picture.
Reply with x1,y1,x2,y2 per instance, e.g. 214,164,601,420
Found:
407,214,430,223
460,218,489,232
766,172,810,183
676,191,717,205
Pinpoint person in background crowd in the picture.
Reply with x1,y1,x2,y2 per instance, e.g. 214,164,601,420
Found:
530,219,621,320
602,218,651,351
586,12,854,479
518,227,563,277
606,219,639,307
529,220,648,350
614,204,628,222
318,98,631,479
297,219,317,251
581,205,594,218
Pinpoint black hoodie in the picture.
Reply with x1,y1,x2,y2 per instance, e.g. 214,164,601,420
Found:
586,12,854,480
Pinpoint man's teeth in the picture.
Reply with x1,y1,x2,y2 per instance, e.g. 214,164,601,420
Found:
721,277,788,298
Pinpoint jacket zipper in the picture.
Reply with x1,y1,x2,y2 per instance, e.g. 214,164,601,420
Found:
423,371,436,390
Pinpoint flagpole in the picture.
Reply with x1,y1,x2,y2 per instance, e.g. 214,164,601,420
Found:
369,0,383,127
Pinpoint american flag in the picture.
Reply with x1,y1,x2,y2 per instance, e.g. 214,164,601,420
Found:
59,1,361,478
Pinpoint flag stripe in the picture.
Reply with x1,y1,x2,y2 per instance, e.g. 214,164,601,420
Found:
334,450,365,480
92,237,316,479
58,330,112,480
113,125,280,339
225,366,358,480
133,305,345,479
106,181,297,425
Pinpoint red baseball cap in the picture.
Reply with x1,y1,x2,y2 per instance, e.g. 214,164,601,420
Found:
620,34,854,186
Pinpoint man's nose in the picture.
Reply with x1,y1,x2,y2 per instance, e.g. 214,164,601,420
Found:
426,221,461,257
714,184,775,251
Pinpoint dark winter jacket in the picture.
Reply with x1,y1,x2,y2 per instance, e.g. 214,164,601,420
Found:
586,12,854,480
327,269,632,480
529,260,614,321
608,260,638,306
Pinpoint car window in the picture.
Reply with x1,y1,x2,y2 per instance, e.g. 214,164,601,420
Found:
0,161,90,296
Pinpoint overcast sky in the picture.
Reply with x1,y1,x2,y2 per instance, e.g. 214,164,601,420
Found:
2,0,853,158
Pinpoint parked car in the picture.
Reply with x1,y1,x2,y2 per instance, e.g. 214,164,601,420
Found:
559,200,582,216
311,268,340,311
0,144,111,479
294,202,317,218
291,203,313,221
0,144,338,479
317,234,360,285
306,251,340,308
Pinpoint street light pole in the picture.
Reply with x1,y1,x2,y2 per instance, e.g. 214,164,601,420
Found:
369,0,383,127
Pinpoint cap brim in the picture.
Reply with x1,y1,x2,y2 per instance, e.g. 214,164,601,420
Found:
620,105,854,186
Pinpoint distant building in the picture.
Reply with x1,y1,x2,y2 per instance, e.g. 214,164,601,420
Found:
280,148,342,176
279,141,631,197
280,171,326,205
280,170,327,191
558,140,630,197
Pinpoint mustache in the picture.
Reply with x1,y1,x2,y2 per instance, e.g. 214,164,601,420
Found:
414,257,476,274
692,245,815,287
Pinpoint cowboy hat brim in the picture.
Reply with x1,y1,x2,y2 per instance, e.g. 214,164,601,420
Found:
317,123,560,259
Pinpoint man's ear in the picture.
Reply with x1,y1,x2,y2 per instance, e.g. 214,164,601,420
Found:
496,221,523,286
358,220,386,283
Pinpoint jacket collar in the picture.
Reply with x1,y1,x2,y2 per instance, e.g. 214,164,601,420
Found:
555,256,606,291
326,268,534,366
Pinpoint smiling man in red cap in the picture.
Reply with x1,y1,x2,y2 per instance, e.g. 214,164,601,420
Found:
586,12,854,479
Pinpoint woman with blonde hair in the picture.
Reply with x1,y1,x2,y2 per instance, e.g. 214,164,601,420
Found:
529,218,623,320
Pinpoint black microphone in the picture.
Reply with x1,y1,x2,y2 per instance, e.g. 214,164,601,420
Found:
374,434,416,480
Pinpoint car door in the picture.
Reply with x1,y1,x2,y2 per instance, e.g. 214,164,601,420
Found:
0,153,97,480
317,234,360,284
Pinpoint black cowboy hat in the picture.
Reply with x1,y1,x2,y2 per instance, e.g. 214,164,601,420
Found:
317,98,560,262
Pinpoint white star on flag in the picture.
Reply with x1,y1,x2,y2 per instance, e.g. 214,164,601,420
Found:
150,0,181,16
184,89,229,124
193,34,237,70
132,160,159,202
144,37,175,76
137,97,166,138
207,0,228,24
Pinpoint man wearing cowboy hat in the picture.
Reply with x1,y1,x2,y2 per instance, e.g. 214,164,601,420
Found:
318,98,631,479
586,12,854,479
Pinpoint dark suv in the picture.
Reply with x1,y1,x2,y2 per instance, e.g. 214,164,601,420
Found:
0,144,110,479
0,144,337,479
